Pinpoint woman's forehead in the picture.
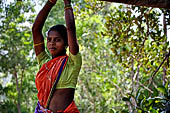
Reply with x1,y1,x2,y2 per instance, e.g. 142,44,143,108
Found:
47,36,62,39
48,30,62,37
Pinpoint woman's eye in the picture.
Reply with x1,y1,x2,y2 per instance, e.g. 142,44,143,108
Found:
47,38,51,42
47,37,61,42
56,39,61,42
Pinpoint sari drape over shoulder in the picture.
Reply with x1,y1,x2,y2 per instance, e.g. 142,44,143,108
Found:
35,55,68,107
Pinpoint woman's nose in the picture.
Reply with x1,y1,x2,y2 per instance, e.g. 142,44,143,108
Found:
50,39,55,44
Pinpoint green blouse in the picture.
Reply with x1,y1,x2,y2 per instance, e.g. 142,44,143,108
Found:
36,51,82,89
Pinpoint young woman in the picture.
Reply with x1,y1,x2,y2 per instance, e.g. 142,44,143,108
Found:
32,0,82,112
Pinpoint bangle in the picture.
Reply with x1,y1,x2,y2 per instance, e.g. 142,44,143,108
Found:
48,0,56,4
34,42,44,47
64,7,73,11
64,4,72,10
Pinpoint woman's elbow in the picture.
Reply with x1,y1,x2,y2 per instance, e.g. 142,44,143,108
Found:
32,24,41,33
32,24,36,32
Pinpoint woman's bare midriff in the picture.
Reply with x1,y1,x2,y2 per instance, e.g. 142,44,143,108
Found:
49,88,75,112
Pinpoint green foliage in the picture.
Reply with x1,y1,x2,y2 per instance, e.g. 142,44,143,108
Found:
99,3,169,112
123,82,170,112
73,0,170,112
0,0,37,112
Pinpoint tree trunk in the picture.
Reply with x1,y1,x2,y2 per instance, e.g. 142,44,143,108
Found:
100,0,170,9
14,70,21,113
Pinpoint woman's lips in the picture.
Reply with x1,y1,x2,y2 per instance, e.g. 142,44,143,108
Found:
49,48,56,51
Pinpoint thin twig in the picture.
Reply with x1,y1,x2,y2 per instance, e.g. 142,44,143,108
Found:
135,81,153,94
148,49,170,87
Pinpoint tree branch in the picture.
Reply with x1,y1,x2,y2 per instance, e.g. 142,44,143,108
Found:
135,81,153,94
148,49,170,87
100,0,170,9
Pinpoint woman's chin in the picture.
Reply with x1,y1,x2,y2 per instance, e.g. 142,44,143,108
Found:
50,52,57,57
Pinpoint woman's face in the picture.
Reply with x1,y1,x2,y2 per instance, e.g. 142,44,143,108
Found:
47,30,65,58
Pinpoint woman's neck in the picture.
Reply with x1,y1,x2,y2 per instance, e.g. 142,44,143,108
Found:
52,52,66,59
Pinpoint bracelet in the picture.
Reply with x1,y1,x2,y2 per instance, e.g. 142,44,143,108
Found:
64,7,73,11
34,42,44,47
64,4,72,10
48,0,56,4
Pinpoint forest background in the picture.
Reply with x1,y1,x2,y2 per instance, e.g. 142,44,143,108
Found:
0,0,170,112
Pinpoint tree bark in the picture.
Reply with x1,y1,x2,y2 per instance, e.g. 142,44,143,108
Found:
100,0,170,9
14,69,21,113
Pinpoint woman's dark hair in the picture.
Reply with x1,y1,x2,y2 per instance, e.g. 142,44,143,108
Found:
47,24,68,46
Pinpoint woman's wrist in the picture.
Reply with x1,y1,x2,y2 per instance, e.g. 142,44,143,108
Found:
64,4,72,11
64,0,72,11
64,0,71,5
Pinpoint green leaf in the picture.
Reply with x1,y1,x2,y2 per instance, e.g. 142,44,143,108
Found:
153,88,159,97
165,82,168,90
149,108,159,113
109,109,115,113
157,85,168,96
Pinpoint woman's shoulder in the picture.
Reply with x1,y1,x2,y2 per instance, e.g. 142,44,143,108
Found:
67,52,82,66
36,51,51,69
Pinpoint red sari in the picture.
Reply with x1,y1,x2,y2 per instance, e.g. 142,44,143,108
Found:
35,55,68,108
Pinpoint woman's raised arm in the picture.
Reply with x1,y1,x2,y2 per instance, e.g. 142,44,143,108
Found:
32,0,56,56
64,0,79,55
